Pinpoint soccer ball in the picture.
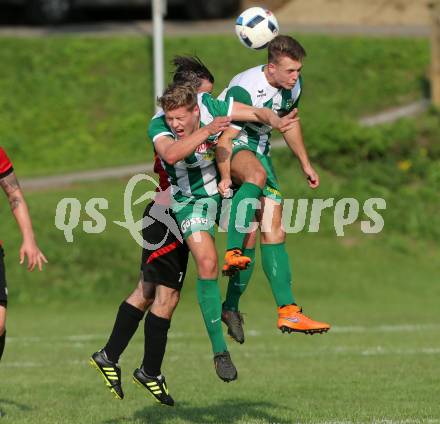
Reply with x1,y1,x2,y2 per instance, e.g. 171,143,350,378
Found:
235,7,279,50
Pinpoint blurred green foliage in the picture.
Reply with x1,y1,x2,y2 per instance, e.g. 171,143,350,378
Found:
0,33,438,253
0,34,430,175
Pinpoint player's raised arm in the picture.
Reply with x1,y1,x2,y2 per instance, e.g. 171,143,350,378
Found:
215,126,241,198
205,89,298,132
0,172,47,271
150,85,231,165
154,117,230,165
282,120,319,189
231,102,299,132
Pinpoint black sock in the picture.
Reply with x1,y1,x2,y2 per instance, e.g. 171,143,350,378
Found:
104,301,145,363
142,312,170,377
0,329,5,361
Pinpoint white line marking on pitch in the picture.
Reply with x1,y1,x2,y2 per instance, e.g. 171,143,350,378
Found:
6,323,440,345
2,346,440,368
330,324,440,333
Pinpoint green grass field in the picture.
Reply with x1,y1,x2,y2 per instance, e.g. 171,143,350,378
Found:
1,168,440,423
1,231,440,423
0,31,439,422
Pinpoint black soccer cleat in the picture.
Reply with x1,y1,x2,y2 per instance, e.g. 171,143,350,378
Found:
221,308,245,344
133,367,174,407
213,351,238,383
89,349,124,400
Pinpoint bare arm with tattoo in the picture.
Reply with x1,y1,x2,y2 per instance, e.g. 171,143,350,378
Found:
0,172,48,271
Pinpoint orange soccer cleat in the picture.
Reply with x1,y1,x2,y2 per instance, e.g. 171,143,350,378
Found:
222,249,251,276
277,304,330,335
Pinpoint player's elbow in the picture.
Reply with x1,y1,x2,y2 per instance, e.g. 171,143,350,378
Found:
162,151,180,166
163,156,177,166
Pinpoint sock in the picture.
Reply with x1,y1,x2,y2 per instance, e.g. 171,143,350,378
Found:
0,330,5,361
104,301,145,363
142,312,170,377
226,182,262,251
261,243,296,307
196,278,227,354
223,248,256,311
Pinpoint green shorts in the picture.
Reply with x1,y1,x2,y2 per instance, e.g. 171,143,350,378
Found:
231,144,282,203
172,193,223,240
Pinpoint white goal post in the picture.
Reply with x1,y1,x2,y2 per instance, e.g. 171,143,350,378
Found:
152,0,166,111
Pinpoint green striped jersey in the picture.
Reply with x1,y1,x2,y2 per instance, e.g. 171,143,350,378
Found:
147,92,234,200
218,65,302,155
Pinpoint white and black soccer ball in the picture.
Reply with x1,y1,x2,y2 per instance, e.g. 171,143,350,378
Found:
235,7,279,50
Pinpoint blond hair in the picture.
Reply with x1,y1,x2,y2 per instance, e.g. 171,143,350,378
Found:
157,82,198,112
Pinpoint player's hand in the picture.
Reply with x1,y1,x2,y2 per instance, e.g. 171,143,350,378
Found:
19,240,48,271
205,117,231,135
278,109,300,133
218,178,233,198
303,165,320,189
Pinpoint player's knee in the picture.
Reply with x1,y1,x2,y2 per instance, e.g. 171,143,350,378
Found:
0,324,5,336
157,289,179,307
127,283,153,311
165,292,180,315
243,229,258,249
247,167,267,188
261,227,285,243
197,256,217,277
153,290,179,318
169,290,180,308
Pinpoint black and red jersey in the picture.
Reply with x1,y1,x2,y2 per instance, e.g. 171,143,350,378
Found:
0,147,13,179
0,147,14,246
153,152,170,192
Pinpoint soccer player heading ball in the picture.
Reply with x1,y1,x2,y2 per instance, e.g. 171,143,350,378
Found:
150,78,298,383
217,35,331,342
89,56,297,405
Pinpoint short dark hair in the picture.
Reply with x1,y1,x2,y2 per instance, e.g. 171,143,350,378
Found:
173,70,202,90
157,82,198,112
171,56,214,84
268,35,307,64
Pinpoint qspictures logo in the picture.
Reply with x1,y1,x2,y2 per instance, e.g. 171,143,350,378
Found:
54,174,386,247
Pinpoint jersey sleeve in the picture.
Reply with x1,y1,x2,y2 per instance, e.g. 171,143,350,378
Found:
147,113,174,144
225,86,253,106
291,92,301,109
278,76,303,117
291,75,303,109
224,86,253,130
200,92,234,118
0,147,14,179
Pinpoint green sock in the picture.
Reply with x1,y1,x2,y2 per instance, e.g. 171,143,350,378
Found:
227,182,262,251
261,243,296,307
196,278,227,354
223,248,256,312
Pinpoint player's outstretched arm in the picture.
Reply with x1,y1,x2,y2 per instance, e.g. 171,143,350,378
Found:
155,117,231,165
216,127,240,198
282,120,320,189
231,102,299,131
0,172,48,271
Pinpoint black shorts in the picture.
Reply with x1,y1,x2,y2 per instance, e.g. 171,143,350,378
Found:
0,247,7,307
140,201,189,291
